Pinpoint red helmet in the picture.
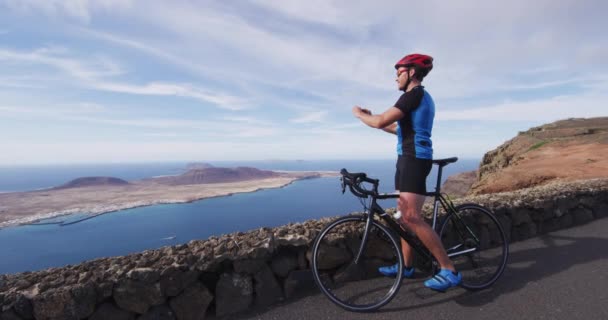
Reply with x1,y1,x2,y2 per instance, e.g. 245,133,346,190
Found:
394,53,433,72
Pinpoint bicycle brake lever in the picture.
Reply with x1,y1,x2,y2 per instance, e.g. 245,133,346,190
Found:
340,177,346,194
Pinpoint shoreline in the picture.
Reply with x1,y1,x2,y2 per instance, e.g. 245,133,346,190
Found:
0,172,338,230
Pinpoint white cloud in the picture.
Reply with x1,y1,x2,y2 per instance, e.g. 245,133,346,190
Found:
113,1,608,101
76,27,375,112
233,127,279,138
0,47,248,110
0,76,46,89
116,2,393,91
3,0,133,23
92,82,249,111
80,118,215,130
220,116,276,128
496,78,584,91
58,1,608,107
0,103,105,115
0,101,282,141
1,0,606,164
76,28,218,78
437,93,608,122
140,132,181,138
0,47,124,79
1,105,230,131
290,111,328,124
0,131,395,165
248,0,380,31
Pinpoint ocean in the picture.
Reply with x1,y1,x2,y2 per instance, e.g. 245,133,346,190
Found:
0,159,478,274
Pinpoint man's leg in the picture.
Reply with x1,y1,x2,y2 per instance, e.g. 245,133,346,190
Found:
397,197,414,268
378,196,415,278
398,192,454,271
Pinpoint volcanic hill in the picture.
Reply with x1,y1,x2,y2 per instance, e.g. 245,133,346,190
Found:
149,167,279,185
441,117,608,196
53,177,130,189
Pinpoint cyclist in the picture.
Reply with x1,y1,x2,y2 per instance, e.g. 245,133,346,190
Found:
351,53,461,291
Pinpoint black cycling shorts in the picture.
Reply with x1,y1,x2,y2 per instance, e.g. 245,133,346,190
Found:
394,155,432,195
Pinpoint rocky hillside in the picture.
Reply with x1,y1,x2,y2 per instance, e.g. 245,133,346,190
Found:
440,170,478,198
465,117,608,195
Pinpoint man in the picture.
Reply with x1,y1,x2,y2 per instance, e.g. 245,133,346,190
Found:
351,53,461,291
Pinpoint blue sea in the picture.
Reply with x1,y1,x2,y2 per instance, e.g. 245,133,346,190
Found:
0,159,478,274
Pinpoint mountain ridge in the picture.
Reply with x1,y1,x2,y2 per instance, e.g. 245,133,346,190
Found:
52,167,281,189
441,117,608,196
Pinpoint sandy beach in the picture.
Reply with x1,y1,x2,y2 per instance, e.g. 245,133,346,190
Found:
0,171,338,228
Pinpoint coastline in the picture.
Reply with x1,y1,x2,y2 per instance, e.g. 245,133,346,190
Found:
0,171,338,229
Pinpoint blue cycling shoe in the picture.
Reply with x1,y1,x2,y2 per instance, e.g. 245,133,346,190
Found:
378,263,415,278
424,269,462,292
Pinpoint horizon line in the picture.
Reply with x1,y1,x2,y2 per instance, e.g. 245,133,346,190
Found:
0,157,483,168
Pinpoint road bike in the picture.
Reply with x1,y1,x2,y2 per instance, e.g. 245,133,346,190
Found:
311,157,509,312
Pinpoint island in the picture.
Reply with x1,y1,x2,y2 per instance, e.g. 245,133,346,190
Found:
0,166,339,228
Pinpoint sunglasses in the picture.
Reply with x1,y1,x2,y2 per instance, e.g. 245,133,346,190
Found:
397,68,409,77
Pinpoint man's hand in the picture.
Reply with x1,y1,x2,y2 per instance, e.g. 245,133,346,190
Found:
353,105,402,130
352,106,372,118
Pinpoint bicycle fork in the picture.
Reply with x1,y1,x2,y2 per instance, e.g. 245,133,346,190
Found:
353,212,374,264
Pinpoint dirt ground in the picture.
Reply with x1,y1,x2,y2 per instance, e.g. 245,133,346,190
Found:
470,141,608,194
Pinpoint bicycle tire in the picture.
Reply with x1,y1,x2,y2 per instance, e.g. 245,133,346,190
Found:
439,203,509,290
311,215,404,312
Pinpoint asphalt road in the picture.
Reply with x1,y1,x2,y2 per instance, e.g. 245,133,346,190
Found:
226,217,608,320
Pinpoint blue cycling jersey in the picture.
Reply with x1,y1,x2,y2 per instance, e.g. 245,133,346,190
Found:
394,86,435,159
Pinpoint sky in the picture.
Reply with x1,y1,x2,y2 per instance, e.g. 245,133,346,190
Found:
0,0,606,165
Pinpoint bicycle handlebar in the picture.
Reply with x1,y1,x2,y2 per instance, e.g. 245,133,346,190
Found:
340,168,379,198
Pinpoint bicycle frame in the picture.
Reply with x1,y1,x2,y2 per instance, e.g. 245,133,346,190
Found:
351,162,480,266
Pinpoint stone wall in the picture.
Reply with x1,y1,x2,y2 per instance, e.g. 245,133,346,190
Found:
1,178,606,319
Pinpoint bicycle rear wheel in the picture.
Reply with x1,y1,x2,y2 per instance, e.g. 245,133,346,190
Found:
439,203,509,290
311,215,403,312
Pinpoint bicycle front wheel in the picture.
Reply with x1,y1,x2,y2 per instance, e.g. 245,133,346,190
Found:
439,203,509,290
311,215,403,312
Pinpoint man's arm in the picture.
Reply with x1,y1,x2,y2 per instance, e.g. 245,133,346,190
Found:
352,106,403,129
382,122,397,135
